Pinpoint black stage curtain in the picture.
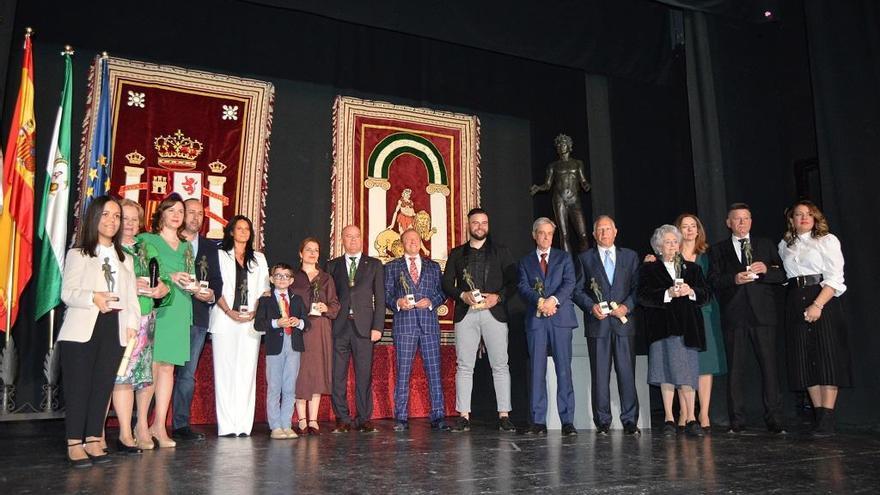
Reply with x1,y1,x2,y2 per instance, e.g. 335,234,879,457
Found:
243,0,676,83
802,0,880,427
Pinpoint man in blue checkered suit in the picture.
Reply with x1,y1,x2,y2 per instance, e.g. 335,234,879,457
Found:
385,229,450,431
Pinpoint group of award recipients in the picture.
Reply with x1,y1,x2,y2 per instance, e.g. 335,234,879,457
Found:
59,194,850,467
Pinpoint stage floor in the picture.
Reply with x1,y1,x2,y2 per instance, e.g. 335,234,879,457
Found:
1,419,878,493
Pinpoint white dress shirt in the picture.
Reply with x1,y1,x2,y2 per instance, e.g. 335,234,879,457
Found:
778,232,846,296
598,245,616,265
663,260,696,303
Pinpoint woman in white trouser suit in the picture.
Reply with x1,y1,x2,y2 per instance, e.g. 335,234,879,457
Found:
210,215,269,436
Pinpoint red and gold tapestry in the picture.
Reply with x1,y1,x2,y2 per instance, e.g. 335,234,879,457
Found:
77,57,274,247
331,96,481,341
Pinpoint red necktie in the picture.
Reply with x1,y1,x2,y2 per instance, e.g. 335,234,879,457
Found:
280,293,292,335
540,253,548,276
409,256,420,285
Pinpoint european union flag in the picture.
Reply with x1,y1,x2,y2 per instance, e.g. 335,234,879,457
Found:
83,56,112,213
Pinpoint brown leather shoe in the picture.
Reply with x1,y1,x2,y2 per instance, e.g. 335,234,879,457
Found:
331,421,351,433
358,421,379,433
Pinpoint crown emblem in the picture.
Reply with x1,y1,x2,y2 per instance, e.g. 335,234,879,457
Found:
208,160,228,174
153,130,203,170
125,150,145,165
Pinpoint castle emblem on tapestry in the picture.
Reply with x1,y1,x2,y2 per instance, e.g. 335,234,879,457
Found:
77,56,274,247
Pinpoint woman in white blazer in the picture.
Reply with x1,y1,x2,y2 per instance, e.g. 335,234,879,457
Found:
58,196,140,467
210,215,269,436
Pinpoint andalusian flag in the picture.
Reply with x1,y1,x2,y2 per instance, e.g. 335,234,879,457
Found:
35,49,73,321
82,56,112,214
0,31,36,332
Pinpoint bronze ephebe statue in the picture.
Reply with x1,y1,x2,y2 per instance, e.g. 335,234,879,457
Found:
529,134,592,253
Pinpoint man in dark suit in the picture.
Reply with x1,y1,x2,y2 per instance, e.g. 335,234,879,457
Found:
326,225,386,433
517,217,578,435
384,229,449,431
442,208,517,432
708,202,786,434
171,198,222,441
572,215,640,435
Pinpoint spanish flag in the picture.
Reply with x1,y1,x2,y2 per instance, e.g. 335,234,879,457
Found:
0,30,36,332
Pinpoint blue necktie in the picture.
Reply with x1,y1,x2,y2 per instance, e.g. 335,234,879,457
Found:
604,250,615,284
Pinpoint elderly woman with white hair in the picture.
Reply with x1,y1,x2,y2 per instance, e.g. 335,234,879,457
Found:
638,224,709,437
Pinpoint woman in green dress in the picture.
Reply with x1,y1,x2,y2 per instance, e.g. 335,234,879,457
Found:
675,213,727,430
110,199,170,452
136,194,196,447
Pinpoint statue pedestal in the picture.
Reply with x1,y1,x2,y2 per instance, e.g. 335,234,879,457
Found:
545,307,651,431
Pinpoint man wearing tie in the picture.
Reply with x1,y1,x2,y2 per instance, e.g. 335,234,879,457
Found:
171,198,222,441
572,215,641,435
326,225,385,433
385,229,449,431
708,203,786,434
517,217,578,435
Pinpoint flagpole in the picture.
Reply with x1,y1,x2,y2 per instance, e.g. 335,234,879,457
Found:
4,226,14,345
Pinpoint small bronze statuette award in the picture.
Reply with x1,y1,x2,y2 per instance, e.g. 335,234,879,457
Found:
590,277,612,315
309,278,323,316
238,279,249,317
102,257,122,310
197,255,210,294
400,273,416,307
673,252,685,291
183,245,197,291
742,239,758,280
533,277,545,318
462,268,486,309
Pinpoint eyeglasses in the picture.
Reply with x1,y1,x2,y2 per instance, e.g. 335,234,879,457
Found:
272,274,293,280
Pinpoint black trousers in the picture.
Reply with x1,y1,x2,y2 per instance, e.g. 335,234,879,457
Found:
61,312,124,440
330,319,375,424
724,323,784,427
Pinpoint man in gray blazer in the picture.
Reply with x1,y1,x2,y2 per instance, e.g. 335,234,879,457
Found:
572,215,640,435
326,225,386,432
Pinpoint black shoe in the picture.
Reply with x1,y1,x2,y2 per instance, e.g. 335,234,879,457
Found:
84,441,112,464
450,417,471,432
497,416,516,432
595,424,610,435
358,421,379,433
237,432,249,437
727,423,745,434
526,424,547,435
67,443,92,468
767,423,787,435
116,439,143,455
331,421,352,433
662,421,677,436
431,419,451,431
220,433,238,438
684,421,704,437
623,422,641,435
561,423,578,436
172,427,206,441
393,420,409,432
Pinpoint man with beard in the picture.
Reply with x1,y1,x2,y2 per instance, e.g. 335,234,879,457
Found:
171,198,222,440
441,208,517,432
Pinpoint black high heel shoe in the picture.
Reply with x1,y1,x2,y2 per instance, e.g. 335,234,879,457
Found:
83,440,112,464
116,438,143,455
67,441,92,468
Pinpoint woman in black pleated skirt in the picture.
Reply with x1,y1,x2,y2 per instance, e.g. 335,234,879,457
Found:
778,200,851,436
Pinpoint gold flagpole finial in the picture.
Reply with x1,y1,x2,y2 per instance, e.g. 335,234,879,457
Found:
101,51,109,59
62,45,75,56
25,27,34,37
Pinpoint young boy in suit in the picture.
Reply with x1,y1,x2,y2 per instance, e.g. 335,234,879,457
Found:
255,263,309,439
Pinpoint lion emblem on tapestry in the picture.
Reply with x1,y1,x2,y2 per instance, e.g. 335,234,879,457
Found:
331,96,481,338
